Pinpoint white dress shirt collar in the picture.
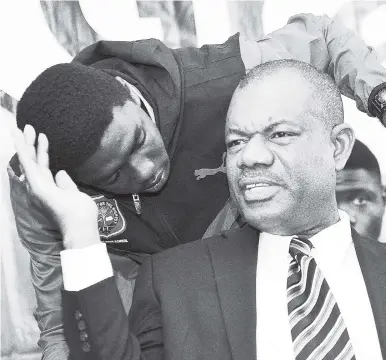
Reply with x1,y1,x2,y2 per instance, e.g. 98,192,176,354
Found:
309,210,352,266
260,209,351,257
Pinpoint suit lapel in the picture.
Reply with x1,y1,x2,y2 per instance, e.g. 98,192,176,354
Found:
207,225,259,360
352,229,386,358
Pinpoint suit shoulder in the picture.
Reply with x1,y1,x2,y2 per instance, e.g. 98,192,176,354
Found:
152,234,226,263
352,228,386,257
359,235,386,253
152,226,257,263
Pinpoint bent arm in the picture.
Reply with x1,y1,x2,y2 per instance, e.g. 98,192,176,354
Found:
240,12,386,116
8,167,70,360
62,251,163,360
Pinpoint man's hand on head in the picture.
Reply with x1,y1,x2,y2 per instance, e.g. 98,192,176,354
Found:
13,125,101,250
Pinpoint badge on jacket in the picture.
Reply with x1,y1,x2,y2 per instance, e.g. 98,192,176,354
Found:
91,195,127,239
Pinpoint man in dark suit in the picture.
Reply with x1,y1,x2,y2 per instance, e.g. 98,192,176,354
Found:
14,59,386,360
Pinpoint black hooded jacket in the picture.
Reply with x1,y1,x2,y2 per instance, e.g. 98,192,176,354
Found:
73,34,245,257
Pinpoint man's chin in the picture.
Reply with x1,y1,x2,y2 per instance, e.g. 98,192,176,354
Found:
240,203,292,234
142,169,169,193
143,179,167,193
361,225,382,242
237,194,278,214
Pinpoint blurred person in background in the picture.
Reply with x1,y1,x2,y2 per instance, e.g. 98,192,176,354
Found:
336,139,386,241
9,12,386,360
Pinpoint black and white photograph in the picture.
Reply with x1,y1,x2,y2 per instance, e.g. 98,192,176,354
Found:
1,1,386,359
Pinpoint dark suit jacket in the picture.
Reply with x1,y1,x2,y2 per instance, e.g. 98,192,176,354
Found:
63,226,386,360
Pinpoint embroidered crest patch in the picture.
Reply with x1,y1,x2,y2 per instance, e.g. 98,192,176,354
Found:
92,195,127,239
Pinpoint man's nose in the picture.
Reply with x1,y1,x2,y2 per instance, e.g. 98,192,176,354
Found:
131,157,156,182
238,136,274,168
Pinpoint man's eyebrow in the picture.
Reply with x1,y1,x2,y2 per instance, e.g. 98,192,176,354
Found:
336,187,376,196
336,177,372,186
264,120,300,132
226,128,249,137
336,187,365,193
128,125,142,153
226,120,300,136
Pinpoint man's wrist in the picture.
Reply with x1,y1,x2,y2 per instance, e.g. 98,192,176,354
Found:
61,243,113,291
368,83,386,123
63,227,101,249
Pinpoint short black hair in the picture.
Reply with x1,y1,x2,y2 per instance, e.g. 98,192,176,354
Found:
16,63,131,174
233,59,344,127
345,139,381,180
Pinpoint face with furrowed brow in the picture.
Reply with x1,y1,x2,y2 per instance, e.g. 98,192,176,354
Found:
225,69,354,235
73,100,170,194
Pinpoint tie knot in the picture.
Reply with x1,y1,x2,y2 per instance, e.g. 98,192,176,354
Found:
289,236,313,259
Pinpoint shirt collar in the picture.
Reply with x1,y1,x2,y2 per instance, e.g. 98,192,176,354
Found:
259,210,353,266
309,210,352,265
115,76,155,124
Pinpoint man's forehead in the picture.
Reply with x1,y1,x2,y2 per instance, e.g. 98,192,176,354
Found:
238,68,312,96
227,72,313,126
226,96,313,134
336,168,380,187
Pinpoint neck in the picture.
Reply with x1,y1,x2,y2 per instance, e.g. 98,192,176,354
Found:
251,203,341,238
294,209,340,238
288,196,341,238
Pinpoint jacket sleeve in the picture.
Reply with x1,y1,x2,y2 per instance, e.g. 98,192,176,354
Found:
63,256,163,360
8,166,71,360
240,13,386,115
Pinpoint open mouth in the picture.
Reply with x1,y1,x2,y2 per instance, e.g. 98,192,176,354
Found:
243,183,280,201
239,179,281,202
245,183,273,189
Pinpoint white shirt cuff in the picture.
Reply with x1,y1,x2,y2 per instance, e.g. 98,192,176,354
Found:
60,243,114,291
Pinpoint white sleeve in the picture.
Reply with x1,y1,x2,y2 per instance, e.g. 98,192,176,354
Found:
60,243,114,291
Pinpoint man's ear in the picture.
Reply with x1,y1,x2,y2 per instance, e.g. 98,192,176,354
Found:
381,185,386,206
331,123,355,172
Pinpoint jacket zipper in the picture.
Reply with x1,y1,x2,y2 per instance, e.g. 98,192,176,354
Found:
132,193,142,215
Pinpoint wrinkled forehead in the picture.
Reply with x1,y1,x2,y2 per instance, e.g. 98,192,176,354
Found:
226,72,314,132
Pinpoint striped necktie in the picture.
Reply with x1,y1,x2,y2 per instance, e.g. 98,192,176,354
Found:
287,236,355,360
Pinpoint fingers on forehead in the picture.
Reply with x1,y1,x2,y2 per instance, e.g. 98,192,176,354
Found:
37,133,50,168
14,128,38,179
23,124,36,145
